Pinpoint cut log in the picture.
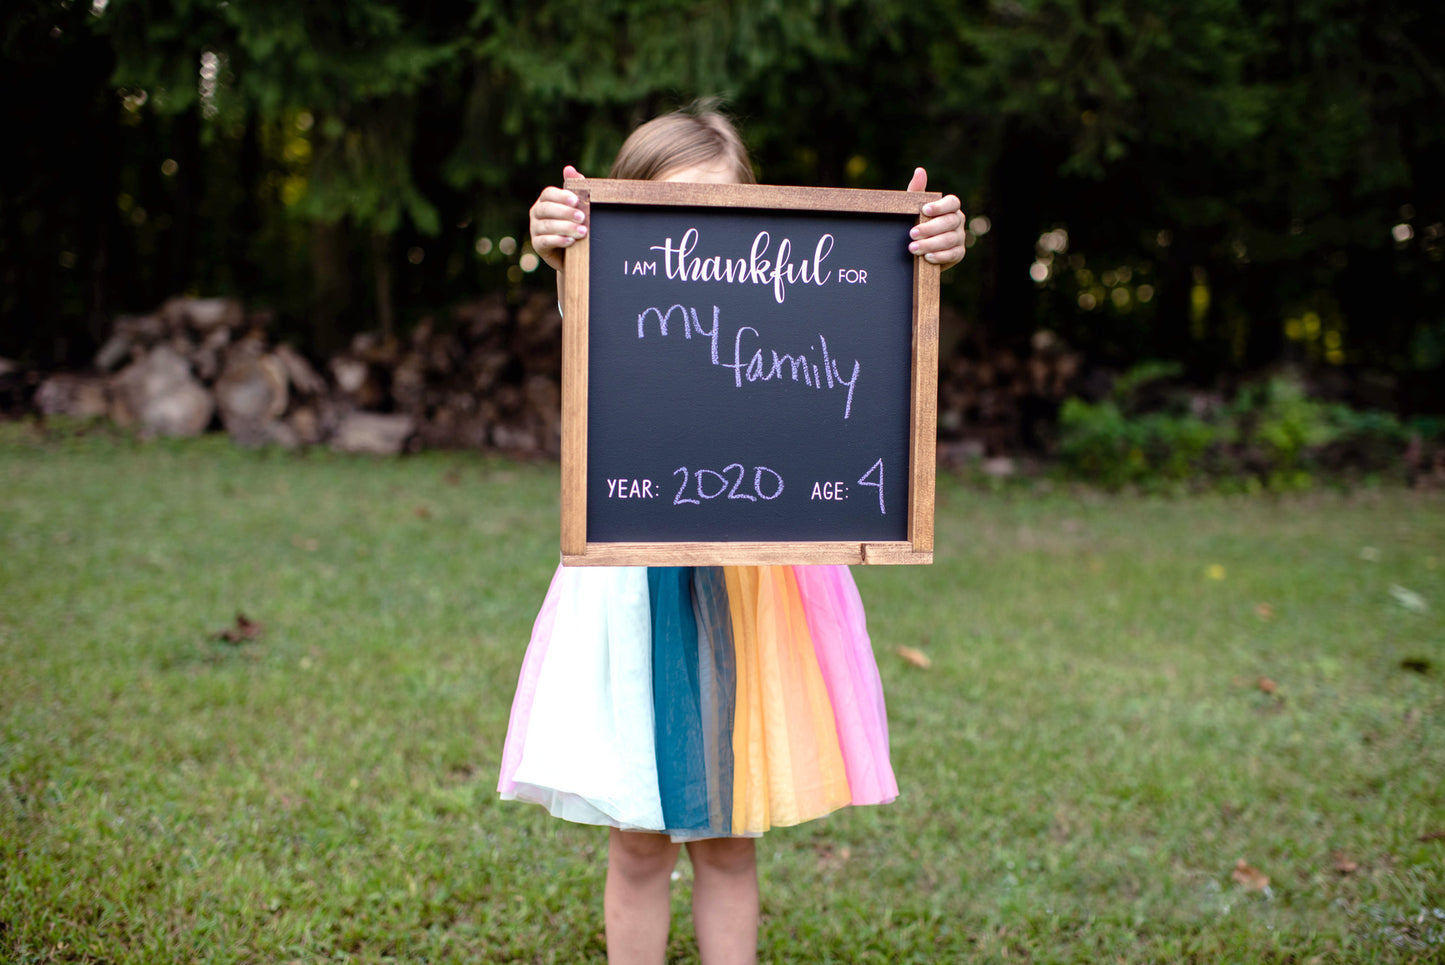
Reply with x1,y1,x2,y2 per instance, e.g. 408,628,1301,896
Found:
0,358,35,416
274,344,327,397
456,293,510,340
288,405,324,446
93,332,134,373
329,354,385,409
114,313,166,343
189,326,233,382
331,411,415,455
111,345,214,436
214,338,290,447
490,420,538,453
391,351,428,416
35,373,111,419
348,331,401,367
161,296,245,333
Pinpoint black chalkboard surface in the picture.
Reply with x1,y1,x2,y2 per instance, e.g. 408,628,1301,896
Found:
560,180,939,566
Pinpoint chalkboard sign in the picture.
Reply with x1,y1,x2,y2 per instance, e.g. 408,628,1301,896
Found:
561,180,939,566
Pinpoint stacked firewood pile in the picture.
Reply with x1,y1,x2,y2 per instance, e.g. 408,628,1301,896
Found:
333,292,562,454
33,293,563,456
934,309,1083,464
29,296,1076,459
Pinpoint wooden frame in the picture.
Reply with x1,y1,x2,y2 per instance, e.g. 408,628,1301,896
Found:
561,180,940,566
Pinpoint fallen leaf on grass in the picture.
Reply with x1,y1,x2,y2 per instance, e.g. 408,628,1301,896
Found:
1389,584,1429,613
895,646,932,669
1400,657,1432,675
1332,851,1359,874
1254,602,1275,620
212,612,264,644
812,842,851,871
1257,676,1279,695
1206,564,1227,581
1232,858,1271,892
414,505,433,520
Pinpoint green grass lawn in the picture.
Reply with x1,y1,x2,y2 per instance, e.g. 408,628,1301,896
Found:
2,422,1442,964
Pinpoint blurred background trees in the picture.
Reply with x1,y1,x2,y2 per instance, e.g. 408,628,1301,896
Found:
4,0,1442,411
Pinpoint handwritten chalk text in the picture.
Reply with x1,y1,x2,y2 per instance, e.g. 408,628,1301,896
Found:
634,304,860,420
672,463,784,505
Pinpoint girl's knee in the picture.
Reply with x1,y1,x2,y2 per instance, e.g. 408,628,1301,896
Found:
609,829,680,878
687,837,757,876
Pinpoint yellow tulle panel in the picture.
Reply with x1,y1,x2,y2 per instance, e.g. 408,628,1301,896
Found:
725,566,851,832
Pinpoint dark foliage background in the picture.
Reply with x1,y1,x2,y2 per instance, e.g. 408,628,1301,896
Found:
4,0,1443,413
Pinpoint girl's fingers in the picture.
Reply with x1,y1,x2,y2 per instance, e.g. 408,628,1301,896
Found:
911,210,964,243
532,217,588,244
530,199,585,226
529,168,588,272
922,245,966,268
913,238,965,268
907,194,967,269
533,229,585,250
535,188,582,209
532,214,588,237
530,190,590,266
533,238,573,272
920,193,961,219
533,235,577,265
909,218,963,251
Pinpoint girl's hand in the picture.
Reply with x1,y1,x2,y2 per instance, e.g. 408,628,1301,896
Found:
529,165,588,272
905,167,966,271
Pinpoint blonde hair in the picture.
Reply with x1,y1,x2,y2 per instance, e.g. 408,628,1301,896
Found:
609,106,756,183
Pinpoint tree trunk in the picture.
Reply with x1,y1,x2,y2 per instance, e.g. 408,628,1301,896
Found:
372,231,394,341
1155,229,1199,375
310,220,351,356
981,120,1049,350
166,103,204,299
231,116,264,300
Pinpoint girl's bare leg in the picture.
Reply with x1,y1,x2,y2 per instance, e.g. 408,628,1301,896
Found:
686,837,759,965
605,828,681,964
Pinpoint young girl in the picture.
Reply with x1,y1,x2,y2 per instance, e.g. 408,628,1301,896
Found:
500,107,965,965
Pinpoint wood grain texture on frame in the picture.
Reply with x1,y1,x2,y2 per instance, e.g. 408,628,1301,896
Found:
558,198,590,558
575,180,939,215
563,542,933,567
560,179,941,566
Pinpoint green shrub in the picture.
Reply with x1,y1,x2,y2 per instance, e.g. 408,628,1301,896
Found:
1140,411,1218,480
1058,400,1219,488
1057,398,1137,488
1248,378,1336,466
1056,365,1416,489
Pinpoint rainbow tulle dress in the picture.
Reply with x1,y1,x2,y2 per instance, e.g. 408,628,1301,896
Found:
498,563,897,840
